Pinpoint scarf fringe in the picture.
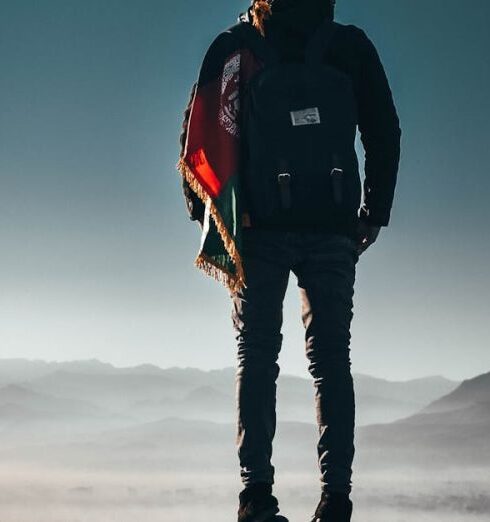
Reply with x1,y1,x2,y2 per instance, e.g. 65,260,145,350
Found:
251,1,272,37
176,156,246,294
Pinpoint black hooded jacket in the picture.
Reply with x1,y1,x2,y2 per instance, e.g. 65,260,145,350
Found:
180,0,401,228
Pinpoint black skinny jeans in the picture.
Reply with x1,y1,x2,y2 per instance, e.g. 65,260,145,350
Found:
229,227,359,495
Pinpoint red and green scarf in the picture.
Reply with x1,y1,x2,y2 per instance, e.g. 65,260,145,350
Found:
176,21,263,293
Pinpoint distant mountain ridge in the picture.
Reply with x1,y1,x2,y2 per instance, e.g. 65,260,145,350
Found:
356,369,490,468
0,358,487,471
0,358,459,426
421,370,490,413
0,357,456,378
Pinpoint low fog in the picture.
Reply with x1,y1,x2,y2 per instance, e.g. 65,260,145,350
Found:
0,358,489,521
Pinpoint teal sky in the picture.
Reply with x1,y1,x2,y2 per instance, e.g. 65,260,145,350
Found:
1,0,489,381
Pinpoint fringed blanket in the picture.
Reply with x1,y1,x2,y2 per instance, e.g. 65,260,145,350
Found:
176,21,263,294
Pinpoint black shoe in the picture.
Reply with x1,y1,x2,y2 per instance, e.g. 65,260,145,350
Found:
237,482,282,522
310,490,353,522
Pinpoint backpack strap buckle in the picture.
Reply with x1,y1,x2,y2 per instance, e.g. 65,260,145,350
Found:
330,167,343,205
277,172,292,209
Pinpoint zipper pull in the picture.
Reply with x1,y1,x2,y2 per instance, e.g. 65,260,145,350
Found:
277,158,292,210
330,153,343,206
278,173,292,210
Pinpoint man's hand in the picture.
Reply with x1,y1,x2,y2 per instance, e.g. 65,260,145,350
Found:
356,219,381,256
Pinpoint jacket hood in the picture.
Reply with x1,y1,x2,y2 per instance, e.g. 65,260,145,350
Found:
238,0,334,37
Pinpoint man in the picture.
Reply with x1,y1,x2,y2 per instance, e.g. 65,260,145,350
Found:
179,1,401,521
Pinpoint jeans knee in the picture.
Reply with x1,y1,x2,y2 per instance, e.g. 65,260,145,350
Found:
306,346,352,381
236,332,282,376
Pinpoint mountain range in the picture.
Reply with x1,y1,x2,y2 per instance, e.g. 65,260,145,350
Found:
0,359,488,474
0,358,458,427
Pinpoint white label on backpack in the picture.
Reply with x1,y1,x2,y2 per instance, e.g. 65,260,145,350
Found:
290,107,321,126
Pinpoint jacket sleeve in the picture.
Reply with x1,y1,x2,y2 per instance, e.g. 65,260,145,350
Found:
179,81,205,226
355,28,401,227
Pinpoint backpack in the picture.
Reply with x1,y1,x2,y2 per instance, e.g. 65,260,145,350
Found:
227,18,362,228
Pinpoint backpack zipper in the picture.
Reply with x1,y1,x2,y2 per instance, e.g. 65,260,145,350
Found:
277,158,292,210
330,153,343,206
278,172,292,210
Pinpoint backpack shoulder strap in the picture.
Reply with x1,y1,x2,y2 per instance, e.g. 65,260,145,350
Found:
305,19,339,65
225,21,280,67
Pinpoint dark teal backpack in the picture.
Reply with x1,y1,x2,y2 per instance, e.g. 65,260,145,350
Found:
227,18,362,228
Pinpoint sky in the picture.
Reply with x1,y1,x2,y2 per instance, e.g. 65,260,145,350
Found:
1,0,489,381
